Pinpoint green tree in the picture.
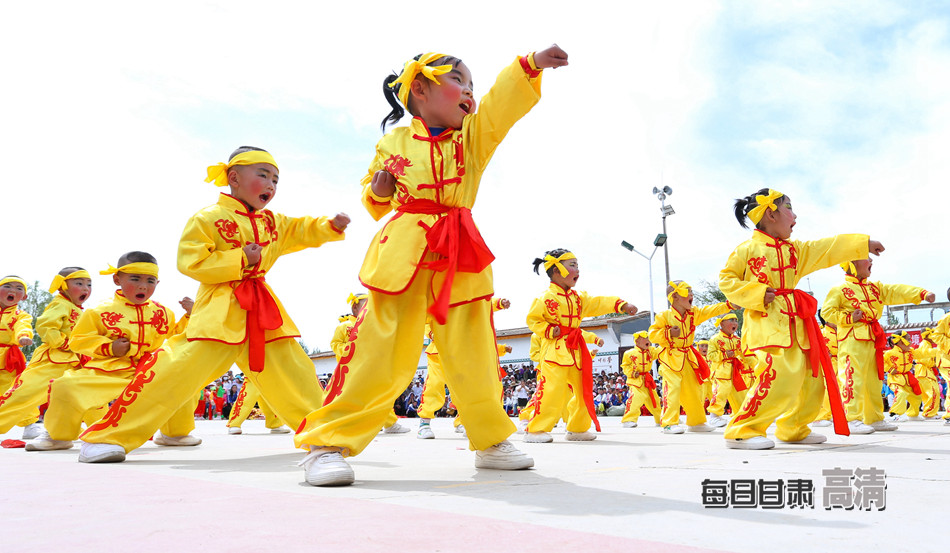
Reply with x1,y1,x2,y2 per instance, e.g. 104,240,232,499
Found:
692,279,743,340
297,339,321,356
20,281,53,361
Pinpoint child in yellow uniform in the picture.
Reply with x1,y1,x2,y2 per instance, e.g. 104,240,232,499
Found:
706,314,754,427
76,147,348,463
226,377,291,434
695,340,714,408
721,188,881,449
0,277,34,396
524,249,637,443
811,319,839,427
295,46,569,486
0,268,91,440
885,332,923,420
620,331,661,428
915,328,946,420
27,253,199,452
652,281,732,434
822,259,933,433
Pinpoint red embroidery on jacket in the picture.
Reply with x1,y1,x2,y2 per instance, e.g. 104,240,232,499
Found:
147,309,170,335
452,136,465,176
68,310,80,325
261,212,278,243
544,299,560,317
384,155,412,177
215,219,242,248
101,312,125,338
731,354,776,423
748,256,769,284
842,286,860,309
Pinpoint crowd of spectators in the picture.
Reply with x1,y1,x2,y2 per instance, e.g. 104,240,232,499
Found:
194,371,242,420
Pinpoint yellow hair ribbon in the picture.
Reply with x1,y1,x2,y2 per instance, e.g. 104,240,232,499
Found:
205,150,279,187
747,189,784,225
100,263,159,278
632,331,649,341
667,281,691,303
48,270,91,294
891,331,909,346
921,328,933,341
389,53,454,108
0,277,27,289
543,252,576,278
840,261,857,275
347,293,368,307
338,314,355,323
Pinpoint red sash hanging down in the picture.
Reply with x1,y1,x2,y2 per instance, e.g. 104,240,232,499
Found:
642,372,658,408
234,278,283,372
3,346,26,377
906,372,923,396
727,357,748,392
396,199,495,325
867,319,888,380
776,289,850,436
559,325,601,432
688,346,710,384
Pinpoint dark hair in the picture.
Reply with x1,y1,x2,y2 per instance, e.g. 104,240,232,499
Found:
532,248,572,278
59,266,85,277
733,188,788,229
229,146,268,161
117,251,158,266
380,54,462,132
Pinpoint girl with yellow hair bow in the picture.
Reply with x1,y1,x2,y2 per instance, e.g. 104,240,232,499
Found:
295,45,569,486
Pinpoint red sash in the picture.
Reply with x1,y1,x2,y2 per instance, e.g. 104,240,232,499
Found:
688,346,710,384
559,325,600,432
234,278,283,372
728,357,748,392
642,372,658,408
776,289,850,436
397,200,495,325
868,319,888,380
3,346,26,377
907,372,922,396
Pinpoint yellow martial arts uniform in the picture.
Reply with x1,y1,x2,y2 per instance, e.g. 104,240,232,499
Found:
0,304,33,396
707,331,754,418
227,378,285,430
526,283,627,433
885,346,922,417
912,342,941,418
295,56,544,455
0,294,82,433
822,276,927,425
44,292,195,441
651,303,732,428
332,314,400,428
814,324,840,422
80,193,341,451
721,230,868,441
620,345,661,425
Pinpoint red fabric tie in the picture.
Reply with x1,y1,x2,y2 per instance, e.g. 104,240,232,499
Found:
907,372,922,396
728,357,748,392
688,346,710,384
234,278,283,372
642,372,658,408
776,289,850,436
559,325,600,432
397,200,494,325
867,319,888,380
3,346,25,377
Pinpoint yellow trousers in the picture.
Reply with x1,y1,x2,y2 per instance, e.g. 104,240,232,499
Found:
418,353,448,419
80,335,324,452
890,386,922,417
45,368,195,441
0,361,74,433
708,377,748,418
0,371,17,399
724,344,826,442
227,378,285,430
813,360,838,422
659,367,707,427
702,379,713,406
838,340,886,425
621,386,660,424
918,378,939,418
526,360,592,433
294,271,513,455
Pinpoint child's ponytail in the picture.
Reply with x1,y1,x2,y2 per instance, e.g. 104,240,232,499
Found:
380,74,405,132
532,248,572,277
733,187,773,229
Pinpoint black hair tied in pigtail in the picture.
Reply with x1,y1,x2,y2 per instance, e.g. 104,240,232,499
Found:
380,73,405,133
733,187,772,229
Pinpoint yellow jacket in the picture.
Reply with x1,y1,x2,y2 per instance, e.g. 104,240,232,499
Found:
822,325,838,358
359,57,543,304
330,316,356,362
0,304,33,347
707,331,753,379
884,346,915,387
527,283,625,368
528,333,541,364
179,193,344,343
913,342,943,381
822,276,926,343
932,313,950,356
720,230,868,351
621,346,659,388
650,303,731,372
29,294,83,366
69,292,177,372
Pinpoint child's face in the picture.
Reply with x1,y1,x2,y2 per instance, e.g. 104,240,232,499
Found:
697,343,708,355
551,258,580,290
766,199,797,240
229,163,278,211
64,277,92,307
0,282,26,309
721,319,738,335
414,62,474,130
635,336,650,349
352,298,367,316
113,272,158,304
671,288,693,312
853,258,872,279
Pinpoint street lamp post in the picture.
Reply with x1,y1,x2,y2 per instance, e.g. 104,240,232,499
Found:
652,186,674,304
620,233,666,324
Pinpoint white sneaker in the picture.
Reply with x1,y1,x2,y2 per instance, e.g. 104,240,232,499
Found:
848,420,875,434
621,421,637,428
909,415,924,421
299,447,354,487
153,433,202,446
474,440,534,470
944,418,950,425
78,442,126,463
21,422,43,440
454,424,466,434
523,431,553,443
270,425,292,434
417,425,435,440
725,436,775,450
382,422,410,434
869,420,898,432
565,431,596,441
706,415,727,427
895,414,909,422
688,423,715,433
515,419,528,434
781,432,827,444
25,430,73,451
227,426,242,435
662,425,685,434
810,420,832,427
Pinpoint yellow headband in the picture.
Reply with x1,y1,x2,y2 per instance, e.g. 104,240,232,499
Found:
716,313,738,327
347,293,368,308
891,332,909,346
696,340,709,346
921,328,933,341
100,263,159,278
48,270,91,294
633,331,649,341
205,150,279,187
667,281,691,303
0,277,27,290
840,261,857,275
389,53,454,109
747,189,784,225
544,252,576,278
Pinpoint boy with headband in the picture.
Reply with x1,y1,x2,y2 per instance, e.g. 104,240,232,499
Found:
706,314,754,427
0,276,33,398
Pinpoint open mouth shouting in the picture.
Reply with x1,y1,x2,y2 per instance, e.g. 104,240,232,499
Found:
259,193,272,204
5,293,14,303
459,99,474,115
